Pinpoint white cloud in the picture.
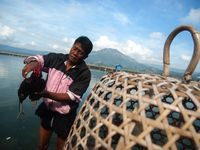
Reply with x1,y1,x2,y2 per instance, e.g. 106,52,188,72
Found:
93,36,119,50
49,44,58,49
17,27,41,39
47,43,70,53
180,8,200,24
18,27,27,32
121,40,154,60
53,44,59,49
0,23,15,40
149,32,165,40
30,41,37,46
13,43,26,46
112,13,129,25
69,38,75,45
93,36,155,62
180,54,191,61
63,38,68,43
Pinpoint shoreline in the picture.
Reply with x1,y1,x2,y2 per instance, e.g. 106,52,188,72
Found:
0,51,29,57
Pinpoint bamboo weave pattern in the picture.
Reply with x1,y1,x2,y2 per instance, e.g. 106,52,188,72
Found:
63,72,200,150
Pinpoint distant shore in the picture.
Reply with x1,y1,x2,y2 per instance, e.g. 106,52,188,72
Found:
0,51,29,57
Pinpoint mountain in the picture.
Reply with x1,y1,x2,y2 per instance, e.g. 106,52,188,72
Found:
0,44,50,56
85,48,163,74
145,63,200,79
145,63,185,73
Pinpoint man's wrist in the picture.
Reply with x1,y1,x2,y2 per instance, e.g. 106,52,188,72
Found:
29,59,38,63
26,59,38,64
24,57,38,64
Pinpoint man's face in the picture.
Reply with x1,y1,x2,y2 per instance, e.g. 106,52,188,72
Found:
69,42,86,64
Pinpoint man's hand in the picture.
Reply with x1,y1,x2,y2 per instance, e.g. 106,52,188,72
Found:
34,90,48,98
29,93,42,101
29,90,47,100
22,62,38,79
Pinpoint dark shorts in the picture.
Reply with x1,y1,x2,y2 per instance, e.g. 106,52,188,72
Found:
35,102,76,138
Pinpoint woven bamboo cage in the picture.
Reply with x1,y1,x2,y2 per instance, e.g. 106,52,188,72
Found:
63,25,200,150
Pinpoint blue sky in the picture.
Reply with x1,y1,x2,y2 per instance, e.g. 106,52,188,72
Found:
0,0,200,72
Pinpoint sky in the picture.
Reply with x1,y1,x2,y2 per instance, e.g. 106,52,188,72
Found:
0,0,200,72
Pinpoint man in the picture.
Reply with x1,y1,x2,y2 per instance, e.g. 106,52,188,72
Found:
22,36,93,150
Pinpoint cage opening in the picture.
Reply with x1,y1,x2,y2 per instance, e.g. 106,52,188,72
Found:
86,135,95,148
112,113,123,127
193,118,200,133
83,110,90,122
113,95,123,106
99,124,108,139
145,105,160,119
100,107,109,119
104,92,112,101
182,97,197,110
166,110,185,127
75,119,81,129
71,135,77,148
88,116,97,129
80,127,86,138
176,136,197,150
151,128,167,147
108,81,115,87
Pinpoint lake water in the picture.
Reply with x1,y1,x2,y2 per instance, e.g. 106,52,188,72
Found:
0,54,107,150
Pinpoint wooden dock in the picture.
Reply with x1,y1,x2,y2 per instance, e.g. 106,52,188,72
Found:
0,51,28,57
87,64,115,72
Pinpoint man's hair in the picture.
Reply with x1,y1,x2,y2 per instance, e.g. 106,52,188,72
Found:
74,36,93,56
